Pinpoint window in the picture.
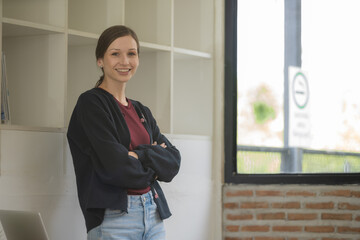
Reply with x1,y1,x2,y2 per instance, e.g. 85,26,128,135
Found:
225,0,360,184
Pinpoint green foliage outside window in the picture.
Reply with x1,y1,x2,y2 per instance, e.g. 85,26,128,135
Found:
252,101,276,124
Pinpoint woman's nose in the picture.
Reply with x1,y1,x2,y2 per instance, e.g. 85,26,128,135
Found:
118,54,129,65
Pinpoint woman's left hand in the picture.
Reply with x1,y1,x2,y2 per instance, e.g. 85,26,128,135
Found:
152,141,167,148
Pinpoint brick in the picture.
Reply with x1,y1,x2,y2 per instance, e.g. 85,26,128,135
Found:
321,213,352,220
338,202,360,210
288,213,317,220
240,202,269,209
241,225,270,232
355,215,360,221
226,225,240,232
225,238,252,240
321,190,352,197
255,237,285,240
273,226,302,232
305,226,335,233
286,190,316,197
322,238,351,240
227,213,253,221
226,190,253,197
257,212,285,220
272,202,301,209
338,226,360,234
224,202,239,209
305,202,334,209
288,238,318,240
352,191,360,198
256,190,284,197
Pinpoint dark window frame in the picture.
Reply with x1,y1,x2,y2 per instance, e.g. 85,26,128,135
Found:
224,0,360,185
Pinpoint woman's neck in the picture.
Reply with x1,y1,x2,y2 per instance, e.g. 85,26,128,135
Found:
98,81,128,106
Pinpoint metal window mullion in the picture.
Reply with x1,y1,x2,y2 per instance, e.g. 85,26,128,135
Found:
284,0,302,147
283,0,302,173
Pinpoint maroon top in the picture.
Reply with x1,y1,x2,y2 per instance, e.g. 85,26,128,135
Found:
117,98,151,195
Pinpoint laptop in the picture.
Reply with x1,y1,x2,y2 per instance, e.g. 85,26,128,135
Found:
0,210,49,240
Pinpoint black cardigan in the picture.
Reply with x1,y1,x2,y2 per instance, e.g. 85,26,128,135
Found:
67,88,181,232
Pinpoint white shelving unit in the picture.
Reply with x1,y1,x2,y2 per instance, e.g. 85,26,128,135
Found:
0,1,216,239
1,0,214,137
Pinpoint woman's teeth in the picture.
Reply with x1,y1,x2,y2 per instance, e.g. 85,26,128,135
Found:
116,69,130,72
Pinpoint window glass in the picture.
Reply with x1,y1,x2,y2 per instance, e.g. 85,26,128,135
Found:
302,0,360,152
236,0,360,174
237,0,284,148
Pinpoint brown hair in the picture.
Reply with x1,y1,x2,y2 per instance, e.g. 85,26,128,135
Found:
95,25,140,87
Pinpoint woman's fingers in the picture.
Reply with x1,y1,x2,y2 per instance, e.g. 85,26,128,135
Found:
152,141,167,148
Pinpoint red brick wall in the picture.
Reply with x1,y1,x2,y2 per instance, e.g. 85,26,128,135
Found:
223,184,360,240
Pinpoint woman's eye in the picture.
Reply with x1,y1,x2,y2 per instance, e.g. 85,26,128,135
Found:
128,52,137,56
111,52,119,56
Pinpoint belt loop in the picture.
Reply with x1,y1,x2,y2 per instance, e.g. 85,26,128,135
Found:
148,190,154,205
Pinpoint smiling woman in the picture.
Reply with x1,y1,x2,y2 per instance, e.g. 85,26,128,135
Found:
94,26,140,91
67,25,181,240
96,35,140,105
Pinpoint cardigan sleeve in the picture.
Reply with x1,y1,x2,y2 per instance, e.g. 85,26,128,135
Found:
70,92,156,189
133,106,181,182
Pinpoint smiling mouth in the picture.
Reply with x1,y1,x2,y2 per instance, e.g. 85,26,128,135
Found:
116,68,131,73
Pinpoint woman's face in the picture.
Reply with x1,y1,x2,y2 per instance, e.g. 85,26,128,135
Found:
97,35,139,85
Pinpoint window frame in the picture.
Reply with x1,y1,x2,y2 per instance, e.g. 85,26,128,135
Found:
224,0,360,184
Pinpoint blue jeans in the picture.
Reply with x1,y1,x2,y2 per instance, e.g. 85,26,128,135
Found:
87,191,166,240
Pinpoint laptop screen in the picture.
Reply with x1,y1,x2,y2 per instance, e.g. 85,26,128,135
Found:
0,210,49,240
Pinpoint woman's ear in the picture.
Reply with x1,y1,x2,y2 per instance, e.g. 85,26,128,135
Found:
97,58,104,68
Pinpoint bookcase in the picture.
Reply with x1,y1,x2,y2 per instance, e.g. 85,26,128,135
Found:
0,0,214,137
0,1,216,239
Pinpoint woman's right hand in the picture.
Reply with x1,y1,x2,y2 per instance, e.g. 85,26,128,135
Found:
128,151,138,159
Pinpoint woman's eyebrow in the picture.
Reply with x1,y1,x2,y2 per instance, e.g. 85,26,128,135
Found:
109,48,137,51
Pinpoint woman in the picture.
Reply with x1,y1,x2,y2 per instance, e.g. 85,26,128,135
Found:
67,25,181,240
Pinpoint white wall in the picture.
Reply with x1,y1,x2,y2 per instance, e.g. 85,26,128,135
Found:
0,130,85,240
0,130,214,240
162,135,214,240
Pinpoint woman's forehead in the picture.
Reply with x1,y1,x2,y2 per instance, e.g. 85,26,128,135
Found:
108,36,138,50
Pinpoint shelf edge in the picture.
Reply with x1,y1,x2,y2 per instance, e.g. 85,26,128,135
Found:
140,41,172,52
164,133,212,141
68,29,100,39
173,47,212,59
2,17,65,34
0,124,65,133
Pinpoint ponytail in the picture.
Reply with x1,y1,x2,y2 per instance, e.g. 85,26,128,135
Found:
95,75,104,88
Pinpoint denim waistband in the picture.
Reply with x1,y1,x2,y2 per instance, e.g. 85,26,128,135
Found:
127,191,154,208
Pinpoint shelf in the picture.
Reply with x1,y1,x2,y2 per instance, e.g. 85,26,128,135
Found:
2,32,66,128
165,133,212,141
0,124,65,133
2,18,65,37
3,0,66,28
68,0,125,35
125,0,171,46
68,29,99,46
1,0,214,136
174,0,214,53
174,48,212,59
173,56,213,136
66,44,101,126
141,42,171,53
